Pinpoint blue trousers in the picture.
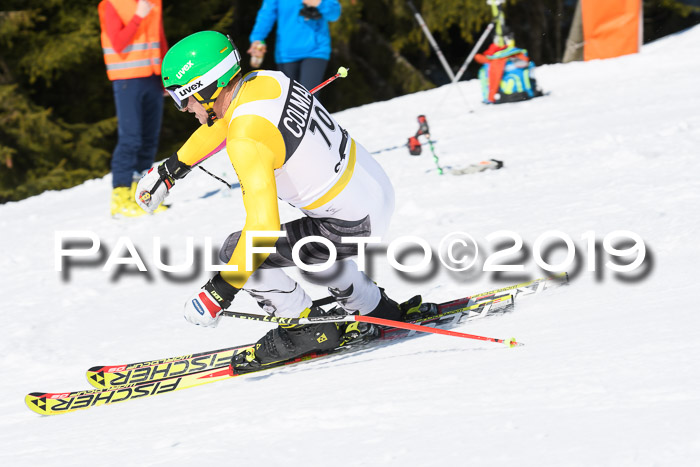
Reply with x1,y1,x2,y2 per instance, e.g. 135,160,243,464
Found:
111,75,164,188
278,58,328,93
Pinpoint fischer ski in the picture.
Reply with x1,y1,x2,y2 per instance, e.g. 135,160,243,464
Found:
82,296,517,392
26,273,567,416
26,367,235,416
85,345,246,390
88,271,566,389
25,295,515,416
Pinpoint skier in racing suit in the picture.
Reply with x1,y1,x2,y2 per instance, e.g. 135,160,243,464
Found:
135,31,404,372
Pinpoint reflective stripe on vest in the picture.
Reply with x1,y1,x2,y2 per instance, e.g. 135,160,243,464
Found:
102,41,160,55
105,58,160,71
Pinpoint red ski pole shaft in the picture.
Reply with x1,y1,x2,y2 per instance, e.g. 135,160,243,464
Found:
222,309,521,347
356,315,521,347
309,67,349,94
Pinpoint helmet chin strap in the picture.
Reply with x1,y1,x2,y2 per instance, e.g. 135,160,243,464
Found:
204,105,217,127
194,87,224,127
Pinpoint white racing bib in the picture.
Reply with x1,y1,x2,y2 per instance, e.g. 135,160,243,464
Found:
230,71,351,209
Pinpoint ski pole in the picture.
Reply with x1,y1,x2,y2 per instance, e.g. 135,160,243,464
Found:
221,310,521,347
452,22,494,83
425,137,443,175
433,22,494,111
198,165,232,188
359,315,521,347
407,1,474,113
406,1,456,81
309,66,349,94
371,142,408,155
487,0,507,47
370,140,439,156
415,115,443,175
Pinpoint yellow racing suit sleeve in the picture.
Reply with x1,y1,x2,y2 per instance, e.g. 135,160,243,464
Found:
175,118,229,167
220,114,286,288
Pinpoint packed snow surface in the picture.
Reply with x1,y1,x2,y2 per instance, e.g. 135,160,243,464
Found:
2,26,700,466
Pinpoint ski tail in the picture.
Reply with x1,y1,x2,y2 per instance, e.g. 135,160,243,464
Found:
27,366,235,416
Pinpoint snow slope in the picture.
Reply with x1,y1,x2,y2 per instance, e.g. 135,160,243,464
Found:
2,26,700,466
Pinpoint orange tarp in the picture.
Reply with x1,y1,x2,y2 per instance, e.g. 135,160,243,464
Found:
582,0,641,61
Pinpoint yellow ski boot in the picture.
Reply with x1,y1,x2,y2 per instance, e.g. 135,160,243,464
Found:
111,186,147,218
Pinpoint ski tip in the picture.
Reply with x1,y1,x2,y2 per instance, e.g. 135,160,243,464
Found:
25,393,50,416
86,369,109,389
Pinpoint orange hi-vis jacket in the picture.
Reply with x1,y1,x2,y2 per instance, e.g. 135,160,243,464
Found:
98,0,163,81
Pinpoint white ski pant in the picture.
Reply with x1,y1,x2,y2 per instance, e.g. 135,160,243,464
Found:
219,142,395,318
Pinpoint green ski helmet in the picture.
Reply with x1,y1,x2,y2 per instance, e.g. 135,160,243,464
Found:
162,31,242,125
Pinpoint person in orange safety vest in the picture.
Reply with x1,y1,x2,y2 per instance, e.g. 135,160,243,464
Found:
98,0,168,217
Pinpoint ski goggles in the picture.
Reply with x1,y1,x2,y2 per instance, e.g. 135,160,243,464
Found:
165,49,241,110
166,87,190,111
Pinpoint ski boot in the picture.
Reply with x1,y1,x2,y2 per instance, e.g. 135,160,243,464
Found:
340,290,423,345
231,306,341,374
111,184,168,218
399,295,426,321
111,186,148,218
